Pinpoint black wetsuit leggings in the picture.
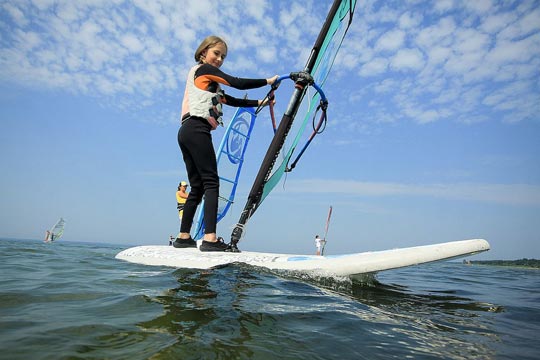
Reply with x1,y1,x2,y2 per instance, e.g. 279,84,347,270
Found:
178,116,219,235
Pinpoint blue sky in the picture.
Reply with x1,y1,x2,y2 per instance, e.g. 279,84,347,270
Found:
1,0,539,260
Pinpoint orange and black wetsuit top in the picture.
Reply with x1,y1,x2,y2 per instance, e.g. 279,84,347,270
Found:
181,63,267,125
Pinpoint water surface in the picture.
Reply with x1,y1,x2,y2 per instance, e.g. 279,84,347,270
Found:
1,238,538,359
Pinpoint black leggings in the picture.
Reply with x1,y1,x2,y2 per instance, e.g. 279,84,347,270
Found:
178,117,219,235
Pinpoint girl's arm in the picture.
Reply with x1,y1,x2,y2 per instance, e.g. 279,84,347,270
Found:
223,94,259,108
195,63,267,90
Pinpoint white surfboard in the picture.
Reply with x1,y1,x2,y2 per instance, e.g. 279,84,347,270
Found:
115,239,490,277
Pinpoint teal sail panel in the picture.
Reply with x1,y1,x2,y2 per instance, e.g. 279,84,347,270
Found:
261,0,357,204
230,0,357,248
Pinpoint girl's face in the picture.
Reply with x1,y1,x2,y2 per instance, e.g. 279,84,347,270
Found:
202,42,227,68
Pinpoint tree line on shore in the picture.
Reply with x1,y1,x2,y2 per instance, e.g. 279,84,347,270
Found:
464,258,540,268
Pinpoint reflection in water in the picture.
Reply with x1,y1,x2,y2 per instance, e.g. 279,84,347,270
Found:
138,268,280,358
136,264,505,359
139,269,217,337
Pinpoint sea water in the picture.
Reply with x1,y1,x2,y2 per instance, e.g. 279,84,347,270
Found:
0,238,538,360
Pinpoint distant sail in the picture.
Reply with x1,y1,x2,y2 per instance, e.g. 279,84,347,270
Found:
45,217,66,242
322,206,333,255
192,107,257,239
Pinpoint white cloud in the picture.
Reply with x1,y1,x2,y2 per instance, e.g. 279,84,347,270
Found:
132,0,169,32
257,46,277,65
480,12,517,33
56,2,81,22
14,29,41,50
398,12,422,29
454,28,490,54
350,1,540,126
390,48,425,71
426,46,451,65
371,5,400,23
120,33,144,53
0,0,538,128
416,17,456,48
243,0,269,20
487,36,539,66
359,57,388,76
433,0,455,13
464,0,494,14
375,29,406,52
520,8,540,35
374,78,399,93
3,3,28,26
417,109,440,124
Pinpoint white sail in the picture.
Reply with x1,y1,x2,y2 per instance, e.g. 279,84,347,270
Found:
45,218,66,242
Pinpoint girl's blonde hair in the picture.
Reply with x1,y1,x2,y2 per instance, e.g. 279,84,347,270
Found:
194,35,228,63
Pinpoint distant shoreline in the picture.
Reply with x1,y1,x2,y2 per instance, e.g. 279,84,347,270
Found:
463,259,540,269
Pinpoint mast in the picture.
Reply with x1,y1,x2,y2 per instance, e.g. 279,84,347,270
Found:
230,0,355,250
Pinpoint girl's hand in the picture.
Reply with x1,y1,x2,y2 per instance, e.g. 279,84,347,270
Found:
266,75,279,85
258,98,276,107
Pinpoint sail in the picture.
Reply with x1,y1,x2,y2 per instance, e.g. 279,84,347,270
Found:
230,0,357,249
47,217,65,242
263,1,356,201
192,107,257,239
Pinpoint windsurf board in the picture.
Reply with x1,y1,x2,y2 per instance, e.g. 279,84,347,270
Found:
115,239,490,277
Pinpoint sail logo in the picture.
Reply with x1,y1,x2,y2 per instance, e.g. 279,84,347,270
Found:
226,112,250,164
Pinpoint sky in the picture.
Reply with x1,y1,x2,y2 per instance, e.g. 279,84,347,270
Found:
1,0,539,260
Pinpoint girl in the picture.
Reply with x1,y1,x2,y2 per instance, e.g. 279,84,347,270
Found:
174,35,278,252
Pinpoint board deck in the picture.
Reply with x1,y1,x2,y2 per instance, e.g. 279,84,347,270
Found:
115,239,490,277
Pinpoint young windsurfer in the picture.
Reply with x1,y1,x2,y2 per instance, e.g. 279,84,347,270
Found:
174,35,278,251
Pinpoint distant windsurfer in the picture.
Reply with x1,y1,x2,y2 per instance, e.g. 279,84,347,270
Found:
315,235,326,256
44,230,55,243
174,35,278,251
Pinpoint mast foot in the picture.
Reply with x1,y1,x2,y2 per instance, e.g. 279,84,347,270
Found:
226,242,241,253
